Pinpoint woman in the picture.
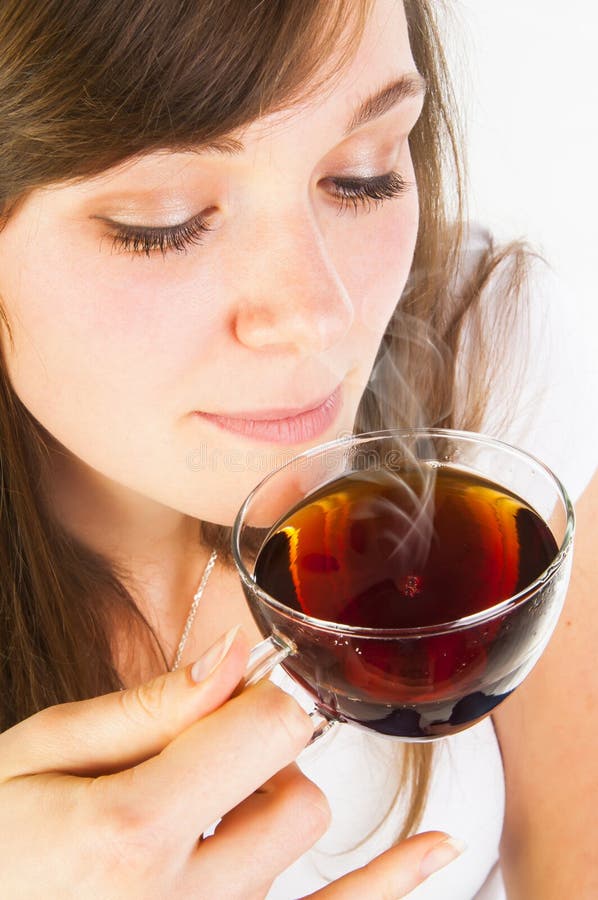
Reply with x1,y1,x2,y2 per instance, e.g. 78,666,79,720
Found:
0,1,595,897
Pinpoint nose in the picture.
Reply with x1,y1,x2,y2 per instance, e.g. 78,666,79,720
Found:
233,213,354,355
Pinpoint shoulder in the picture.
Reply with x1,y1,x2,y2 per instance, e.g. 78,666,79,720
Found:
492,468,598,895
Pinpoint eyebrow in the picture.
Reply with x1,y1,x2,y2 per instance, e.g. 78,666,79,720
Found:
196,71,427,157
344,72,427,135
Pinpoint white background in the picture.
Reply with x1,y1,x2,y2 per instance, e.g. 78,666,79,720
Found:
443,1,598,342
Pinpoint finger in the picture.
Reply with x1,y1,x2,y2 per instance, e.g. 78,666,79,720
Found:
307,831,466,899
0,626,250,780
195,764,331,897
101,679,314,839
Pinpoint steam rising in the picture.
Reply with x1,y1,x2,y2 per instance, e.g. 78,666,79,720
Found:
346,307,454,583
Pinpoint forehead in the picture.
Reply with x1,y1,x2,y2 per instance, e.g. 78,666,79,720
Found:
237,0,414,142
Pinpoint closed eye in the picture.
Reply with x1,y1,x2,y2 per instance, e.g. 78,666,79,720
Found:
99,171,409,258
326,171,410,214
106,211,213,257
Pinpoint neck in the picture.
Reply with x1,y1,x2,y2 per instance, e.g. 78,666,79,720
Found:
45,442,214,622
43,442,258,682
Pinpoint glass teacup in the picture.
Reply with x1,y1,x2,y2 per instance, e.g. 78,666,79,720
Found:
232,428,574,741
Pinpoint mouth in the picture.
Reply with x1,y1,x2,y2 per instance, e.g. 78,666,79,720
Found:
192,382,344,445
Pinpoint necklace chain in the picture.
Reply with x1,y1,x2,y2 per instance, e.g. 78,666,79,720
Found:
170,548,219,672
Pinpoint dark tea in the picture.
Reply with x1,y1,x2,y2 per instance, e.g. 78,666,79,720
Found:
253,465,559,737
255,466,557,629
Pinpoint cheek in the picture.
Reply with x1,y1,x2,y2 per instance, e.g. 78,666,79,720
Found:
328,192,419,339
0,221,223,458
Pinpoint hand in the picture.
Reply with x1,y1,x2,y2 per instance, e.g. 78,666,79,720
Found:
0,627,328,898
0,625,464,898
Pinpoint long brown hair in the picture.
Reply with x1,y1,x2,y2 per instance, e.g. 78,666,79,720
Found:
0,0,529,843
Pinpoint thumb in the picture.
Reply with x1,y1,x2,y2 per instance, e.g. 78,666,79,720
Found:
0,625,249,781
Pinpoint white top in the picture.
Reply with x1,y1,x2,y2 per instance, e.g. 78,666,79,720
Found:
266,236,598,900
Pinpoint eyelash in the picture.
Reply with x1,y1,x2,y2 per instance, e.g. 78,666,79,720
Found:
109,170,408,257
110,214,212,258
331,170,409,214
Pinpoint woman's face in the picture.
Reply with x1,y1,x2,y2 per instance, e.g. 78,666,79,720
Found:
0,0,424,525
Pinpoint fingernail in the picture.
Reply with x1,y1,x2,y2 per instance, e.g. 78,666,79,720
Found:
420,837,467,878
190,626,241,683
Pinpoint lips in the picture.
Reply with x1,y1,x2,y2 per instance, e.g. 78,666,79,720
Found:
204,385,342,421
192,382,343,444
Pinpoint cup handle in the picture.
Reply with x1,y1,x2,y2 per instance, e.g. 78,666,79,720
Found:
243,634,334,744
244,634,294,687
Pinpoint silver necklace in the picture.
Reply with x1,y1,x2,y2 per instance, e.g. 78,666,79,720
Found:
170,549,218,671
